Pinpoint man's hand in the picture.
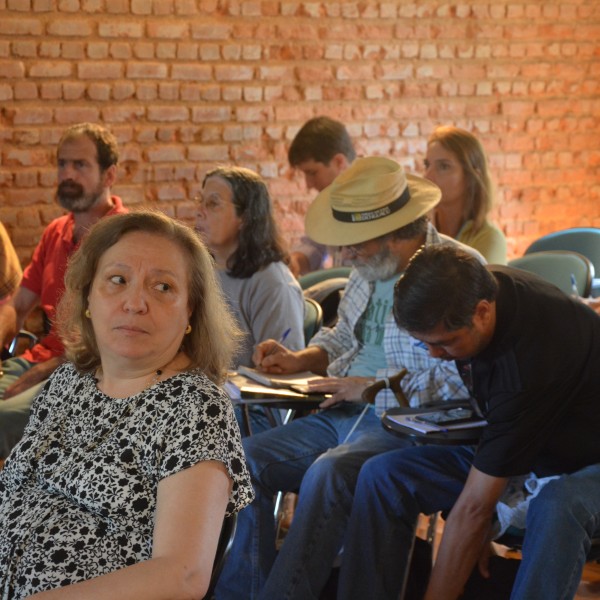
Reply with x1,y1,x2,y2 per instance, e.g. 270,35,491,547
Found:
2,357,63,400
309,376,375,408
252,341,330,376
252,340,303,374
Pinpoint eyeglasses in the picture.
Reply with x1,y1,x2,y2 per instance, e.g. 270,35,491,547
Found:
194,194,227,213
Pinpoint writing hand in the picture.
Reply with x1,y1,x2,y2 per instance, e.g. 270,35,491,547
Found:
252,340,299,374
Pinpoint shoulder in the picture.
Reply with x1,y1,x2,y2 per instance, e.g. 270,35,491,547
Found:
109,196,128,214
435,232,487,264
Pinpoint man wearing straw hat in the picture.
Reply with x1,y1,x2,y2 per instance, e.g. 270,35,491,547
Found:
216,157,483,600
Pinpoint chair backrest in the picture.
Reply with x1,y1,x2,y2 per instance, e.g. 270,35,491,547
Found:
298,266,352,290
303,297,323,345
303,277,349,328
508,250,593,297
203,513,237,600
525,227,600,276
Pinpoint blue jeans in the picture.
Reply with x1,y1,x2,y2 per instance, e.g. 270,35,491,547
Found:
511,463,600,600
215,402,407,600
339,445,600,600
0,357,38,458
338,444,475,600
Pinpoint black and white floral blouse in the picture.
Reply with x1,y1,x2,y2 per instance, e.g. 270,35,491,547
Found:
0,362,253,599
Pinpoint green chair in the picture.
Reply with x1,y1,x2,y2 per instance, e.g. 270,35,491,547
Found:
525,227,600,296
303,297,323,345
298,266,352,290
508,250,593,297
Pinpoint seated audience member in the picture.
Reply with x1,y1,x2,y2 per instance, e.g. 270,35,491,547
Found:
0,122,127,458
338,245,600,600
0,211,253,598
287,116,356,275
425,125,507,264
0,222,22,303
195,166,304,368
195,166,305,434
215,157,481,600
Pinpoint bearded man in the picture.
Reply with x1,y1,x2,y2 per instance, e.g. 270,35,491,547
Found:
0,123,127,457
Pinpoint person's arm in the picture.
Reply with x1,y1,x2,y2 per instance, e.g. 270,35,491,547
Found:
31,459,231,600
424,466,508,600
289,237,328,276
253,340,329,376
3,355,65,399
0,286,39,348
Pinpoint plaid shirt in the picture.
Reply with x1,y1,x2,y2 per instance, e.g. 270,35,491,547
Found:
309,224,471,415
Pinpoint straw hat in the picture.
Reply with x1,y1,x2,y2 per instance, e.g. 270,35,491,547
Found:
305,156,441,246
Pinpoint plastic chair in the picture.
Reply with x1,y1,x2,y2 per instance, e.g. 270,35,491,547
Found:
203,513,237,600
298,266,352,290
303,297,323,345
1,329,38,362
508,250,593,297
303,277,349,328
525,227,600,296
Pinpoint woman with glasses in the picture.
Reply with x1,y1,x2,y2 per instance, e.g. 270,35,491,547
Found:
195,166,305,431
424,125,507,264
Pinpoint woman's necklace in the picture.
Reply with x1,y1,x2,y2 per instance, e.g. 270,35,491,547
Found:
93,355,179,397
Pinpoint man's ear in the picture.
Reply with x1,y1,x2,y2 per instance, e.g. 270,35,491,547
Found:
331,152,350,172
102,164,117,189
473,299,495,335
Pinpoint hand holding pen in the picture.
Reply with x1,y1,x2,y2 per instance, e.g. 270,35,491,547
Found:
252,328,298,373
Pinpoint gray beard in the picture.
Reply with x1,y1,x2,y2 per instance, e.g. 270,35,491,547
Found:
353,248,399,282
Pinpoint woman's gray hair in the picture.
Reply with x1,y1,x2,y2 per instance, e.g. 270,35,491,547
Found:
57,209,241,384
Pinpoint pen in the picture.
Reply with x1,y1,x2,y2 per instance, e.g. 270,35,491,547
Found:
263,328,292,359
570,273,579,296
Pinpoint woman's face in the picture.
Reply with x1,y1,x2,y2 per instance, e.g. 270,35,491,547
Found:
424,141,468,207
87,231,191,370
195,176,242,263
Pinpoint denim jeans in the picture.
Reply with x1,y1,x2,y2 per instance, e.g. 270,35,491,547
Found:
0,357,41,458
215,402,407,600
511,462,600,600
338,445,600,600
337,444,475,600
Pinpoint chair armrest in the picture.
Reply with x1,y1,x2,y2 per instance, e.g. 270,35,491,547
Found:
361,369,409,407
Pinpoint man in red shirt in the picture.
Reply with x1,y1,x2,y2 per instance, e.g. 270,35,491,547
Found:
0,122,128,457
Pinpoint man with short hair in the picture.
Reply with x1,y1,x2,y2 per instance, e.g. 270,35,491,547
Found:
287,116,356,276
0,122,127,457
216,157,481,600
338,244,600,600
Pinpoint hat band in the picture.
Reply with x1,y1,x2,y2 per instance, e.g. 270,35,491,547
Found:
331,186,411,223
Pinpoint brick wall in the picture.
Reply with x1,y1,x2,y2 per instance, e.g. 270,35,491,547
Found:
1,0,599,264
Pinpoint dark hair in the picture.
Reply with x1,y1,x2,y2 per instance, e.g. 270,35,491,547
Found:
388,215,429,241
393,245,498,333
58,122,119,172
288,116,356,166
202,166,287,279
57,210,241,383
428,126,493,233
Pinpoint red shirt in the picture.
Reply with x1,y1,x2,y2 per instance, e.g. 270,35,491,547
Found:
20,196,127,363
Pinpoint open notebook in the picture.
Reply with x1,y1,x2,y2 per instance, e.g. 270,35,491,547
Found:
236,366,323,394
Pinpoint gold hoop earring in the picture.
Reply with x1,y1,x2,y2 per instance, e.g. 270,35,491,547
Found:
85,309,91,319
185,324,192,334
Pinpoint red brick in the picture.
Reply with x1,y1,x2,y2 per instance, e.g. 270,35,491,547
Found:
0,18,42,35
78,61,122,79
47,20,92,36
126,63,168,79
29,61,72,78
171,64,212,81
